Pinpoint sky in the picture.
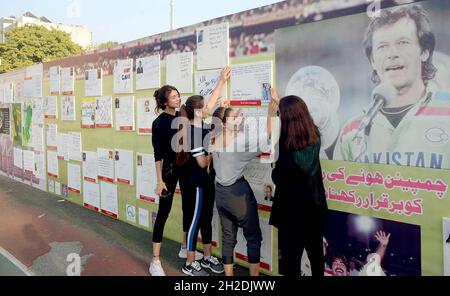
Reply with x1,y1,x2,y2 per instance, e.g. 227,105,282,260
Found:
0,0,283,45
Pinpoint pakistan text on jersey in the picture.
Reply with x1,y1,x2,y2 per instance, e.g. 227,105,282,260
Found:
358,151,444,169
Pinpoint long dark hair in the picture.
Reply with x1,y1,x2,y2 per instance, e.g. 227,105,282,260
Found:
175,95,204,166
279,95,319,151
153,85,180,113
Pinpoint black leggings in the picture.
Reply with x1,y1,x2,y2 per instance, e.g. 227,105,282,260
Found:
181,176,215,251
152,171,180,244
277,223,324,276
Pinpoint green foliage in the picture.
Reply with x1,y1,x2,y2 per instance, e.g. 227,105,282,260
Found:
96,41,119,50
0,25,83,73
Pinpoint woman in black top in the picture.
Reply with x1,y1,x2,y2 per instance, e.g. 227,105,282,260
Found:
270,95,328,277
149,67,230,276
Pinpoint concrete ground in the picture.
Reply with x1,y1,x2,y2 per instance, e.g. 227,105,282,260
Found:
0,175,248,276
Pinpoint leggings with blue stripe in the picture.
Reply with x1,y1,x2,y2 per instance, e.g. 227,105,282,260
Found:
182,177,215,252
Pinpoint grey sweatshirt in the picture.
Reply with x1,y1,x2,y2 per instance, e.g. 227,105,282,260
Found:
211,131,271,186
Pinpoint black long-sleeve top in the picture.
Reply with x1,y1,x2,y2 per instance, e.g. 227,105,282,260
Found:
152,111,179,163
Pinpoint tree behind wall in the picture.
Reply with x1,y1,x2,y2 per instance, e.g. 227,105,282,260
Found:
0,25,83,73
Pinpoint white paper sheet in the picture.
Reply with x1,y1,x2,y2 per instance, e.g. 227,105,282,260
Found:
136,98,157,135
114,96,135,131
230,61,273,106
82,151,98,183
100,181,118,218
85,69,103,97
68,132,82,162
196,22,229,70
61,96,76,121
61,67,75,95
44,96,58,119
97,148,114,183
136,55,160,90
83,180,100,211
47,150,59,178
49,66,60,95
68,163,82,194
136,153,158,203
113,59,133,94
81,98,96,128
166,52,193,94
114,149,134,185
95,96,113,128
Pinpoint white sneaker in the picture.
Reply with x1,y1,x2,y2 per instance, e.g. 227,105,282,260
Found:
149,260,166,276
178,246,204,260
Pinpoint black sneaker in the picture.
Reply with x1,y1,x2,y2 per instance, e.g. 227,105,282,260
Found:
182,261,209,276
200,256,224,274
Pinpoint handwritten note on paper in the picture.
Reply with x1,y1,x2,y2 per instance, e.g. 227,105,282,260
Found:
194,69,227,110
166,52,193,94
196,22,229,70
230,61,273,106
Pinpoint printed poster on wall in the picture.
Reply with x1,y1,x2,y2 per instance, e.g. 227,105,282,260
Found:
100,181,118,219
95,96,113,128
61,96,76,121
196,22,229,70
136,55,160,90
230,61,273,106
61,67,75,95
83,180,100,212
114,96,135,131
49,66,60,95
44,96,58,119
136,153,158,203
81,98,96,128
85,68,103,97
136,98,157,135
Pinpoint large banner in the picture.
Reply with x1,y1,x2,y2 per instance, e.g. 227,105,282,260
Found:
276,0,450,168
276,0,450,275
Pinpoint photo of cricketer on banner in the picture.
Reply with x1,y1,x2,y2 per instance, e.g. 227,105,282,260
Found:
276,0,450,169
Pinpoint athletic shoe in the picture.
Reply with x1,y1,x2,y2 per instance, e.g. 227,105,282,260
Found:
149,260,165,276
182,261,209,276
200,256,224,274
178,246,204,260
